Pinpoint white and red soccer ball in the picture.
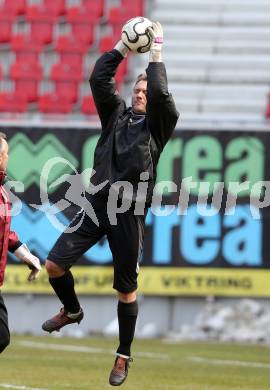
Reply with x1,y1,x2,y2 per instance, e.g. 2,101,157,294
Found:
121,16,153,53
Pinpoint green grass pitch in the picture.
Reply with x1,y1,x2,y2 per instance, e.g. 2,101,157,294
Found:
1,335,270,390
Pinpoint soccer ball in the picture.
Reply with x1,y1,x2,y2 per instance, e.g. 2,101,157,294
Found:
121,16,152,54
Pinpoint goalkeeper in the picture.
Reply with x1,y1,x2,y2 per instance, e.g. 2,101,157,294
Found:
0,132,41,354
42,21,179,386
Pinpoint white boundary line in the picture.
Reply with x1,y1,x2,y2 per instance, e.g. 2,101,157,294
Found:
0,384,47,390
17,340,170,360
189,356,270,368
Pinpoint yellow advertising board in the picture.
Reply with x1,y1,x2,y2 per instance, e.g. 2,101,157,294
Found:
3,266,270,297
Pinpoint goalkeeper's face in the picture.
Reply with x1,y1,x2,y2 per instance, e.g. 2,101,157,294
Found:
132,80,147,114
0,139,8,172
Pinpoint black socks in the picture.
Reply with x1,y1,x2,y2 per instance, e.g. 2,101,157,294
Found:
49,270,81,314
49,273,138,356
117,300,138,357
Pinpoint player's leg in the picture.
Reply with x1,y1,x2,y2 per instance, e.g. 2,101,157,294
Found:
108,291,137,386
42,208,104,333
0,293,10,353
107,211,146,386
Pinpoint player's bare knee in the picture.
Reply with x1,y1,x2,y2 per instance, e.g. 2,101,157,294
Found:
45,259,64,278
118,291,137,303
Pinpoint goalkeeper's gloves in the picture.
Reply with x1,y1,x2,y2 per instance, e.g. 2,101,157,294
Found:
14,244,41,281
147,21,163,62
114,40,129,58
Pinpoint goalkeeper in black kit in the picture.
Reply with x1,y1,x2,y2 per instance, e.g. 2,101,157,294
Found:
42,21,179,386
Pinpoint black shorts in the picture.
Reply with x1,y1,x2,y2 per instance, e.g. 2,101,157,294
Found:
48,195,147,293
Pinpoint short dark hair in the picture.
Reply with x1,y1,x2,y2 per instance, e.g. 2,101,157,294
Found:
0,132,7,153
134,73,147,86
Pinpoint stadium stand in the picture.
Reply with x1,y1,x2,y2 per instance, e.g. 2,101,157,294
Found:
2,0,26,15
55,35,88,67
43,0,66,16
0,0,143,116
0,12,16,43
66,6,100,45
10,61,43,102
12,34,42,63
81,95,97,115
50,62,82,102
0,0,269,124
26,5,57,44
38,93,73,113
150,0,270,122
0,92,27,112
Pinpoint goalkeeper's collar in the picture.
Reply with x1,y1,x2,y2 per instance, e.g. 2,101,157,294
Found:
131,109,146,116
131,109,146,119
130,110,146,125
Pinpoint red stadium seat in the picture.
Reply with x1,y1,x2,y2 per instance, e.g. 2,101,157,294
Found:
108,7,137,25
107,7,141,36
2,0,26,15
56,35,88,67
43,0,66,16
121,0,144,15
12,34,42,64
26,5,57,44
39,93,73,113
83,0,104,16
51,63,82,102
81,95,97,115
0,12,16,43
0,92,27,113
10,61,42,102
99,36,118,53
107,0,145,36
66,6,99,45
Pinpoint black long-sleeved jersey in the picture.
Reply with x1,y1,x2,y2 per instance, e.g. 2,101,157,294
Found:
89,49,179,205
